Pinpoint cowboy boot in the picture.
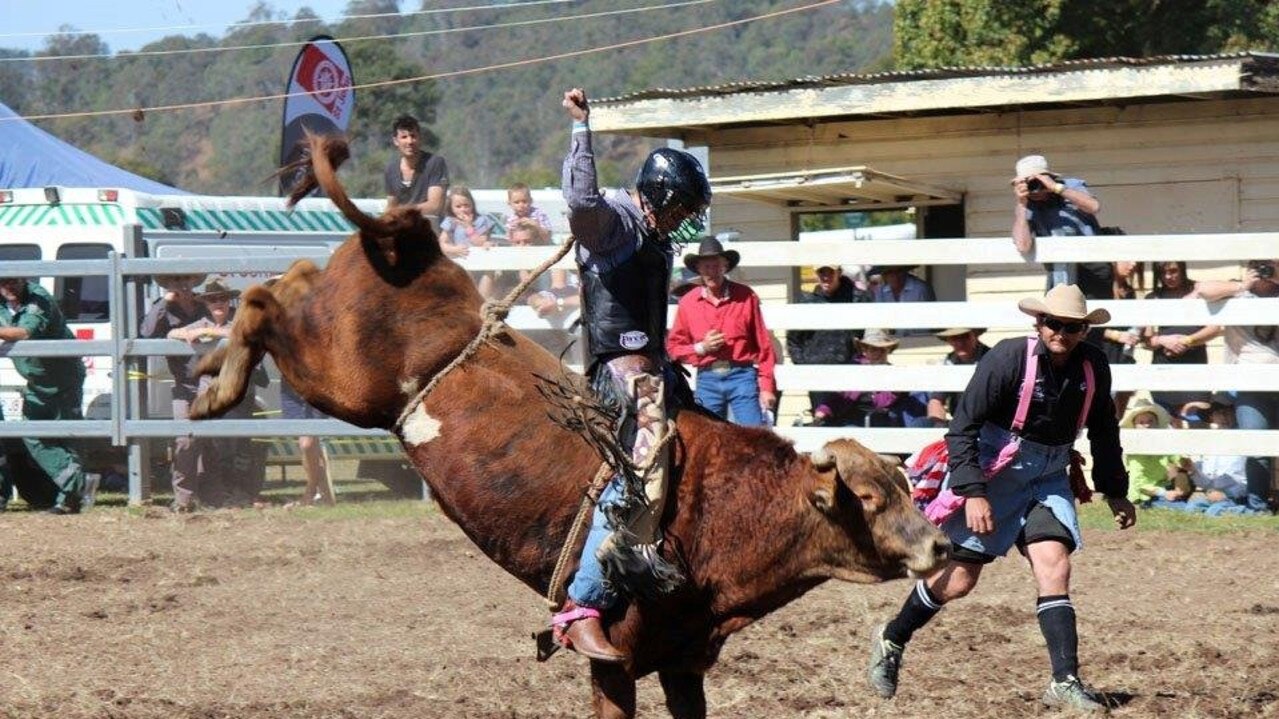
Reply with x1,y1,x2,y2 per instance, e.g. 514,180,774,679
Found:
552,599,628,663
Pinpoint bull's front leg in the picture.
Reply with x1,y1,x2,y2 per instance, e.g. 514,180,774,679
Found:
590,662,636,719
659,670,706,719
189,285,273,419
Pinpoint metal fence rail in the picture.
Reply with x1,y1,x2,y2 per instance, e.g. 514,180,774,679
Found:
1,232,1278,506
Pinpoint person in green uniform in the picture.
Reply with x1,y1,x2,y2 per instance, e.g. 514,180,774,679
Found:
0,277,87,514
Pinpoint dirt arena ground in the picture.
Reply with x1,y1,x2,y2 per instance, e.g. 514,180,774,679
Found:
1,504,1276,719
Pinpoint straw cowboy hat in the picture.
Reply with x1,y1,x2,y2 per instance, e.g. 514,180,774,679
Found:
856,328,899,351
1119,398,1173,429
196,278,241,302
1017,284,1111,325
1014,154,1063,180
683,236,740,273
155,273,207,291
935,327,986,339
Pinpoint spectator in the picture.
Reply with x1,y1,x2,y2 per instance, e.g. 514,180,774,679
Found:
1119,398,1191,505
140,273,212,512
787,263,870,425
168,279,265,510
869,265,936,337
0,276,90,514
280,380,334,507
1191,259,1278,513
1010,154,1106,296
488,219,579,361
384,114,449,218
871,264,936,304
439,185,495,259
926,328,991,428
1095,260,1144,364
808,330,927,428
504,182,554,237
667,236,777,426
1153,394,1269,516
1144,261,1217,417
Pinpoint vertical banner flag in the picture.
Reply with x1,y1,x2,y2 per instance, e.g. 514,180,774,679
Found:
279,35,355,195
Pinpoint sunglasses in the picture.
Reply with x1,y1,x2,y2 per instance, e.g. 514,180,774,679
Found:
1040,316,1087,335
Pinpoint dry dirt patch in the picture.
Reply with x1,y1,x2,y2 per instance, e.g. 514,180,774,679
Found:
0,507,1276,718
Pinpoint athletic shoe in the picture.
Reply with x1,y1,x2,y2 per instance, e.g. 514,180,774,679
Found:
1042,675,1108,712
867,623,904,699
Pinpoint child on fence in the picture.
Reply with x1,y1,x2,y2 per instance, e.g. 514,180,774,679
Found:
503,182,554,238
1119,399,1192,505
439,185,494,258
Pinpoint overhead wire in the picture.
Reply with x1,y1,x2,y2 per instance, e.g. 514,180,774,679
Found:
0,0,578,42
4,0,720,64
6,0,838,123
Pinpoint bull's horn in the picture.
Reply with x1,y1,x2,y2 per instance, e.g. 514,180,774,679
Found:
810,447,836,470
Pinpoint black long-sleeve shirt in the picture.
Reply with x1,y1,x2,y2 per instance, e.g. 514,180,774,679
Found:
945,336,1128,499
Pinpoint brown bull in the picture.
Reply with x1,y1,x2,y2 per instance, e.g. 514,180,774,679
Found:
191,135,949,719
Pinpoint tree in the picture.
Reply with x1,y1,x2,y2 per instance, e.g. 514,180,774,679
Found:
894,0,1278,70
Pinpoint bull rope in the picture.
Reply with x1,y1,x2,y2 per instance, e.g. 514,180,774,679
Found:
386,235,679,610
392,236,577,433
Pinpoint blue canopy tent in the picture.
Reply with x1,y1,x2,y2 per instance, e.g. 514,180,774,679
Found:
0,101,186,194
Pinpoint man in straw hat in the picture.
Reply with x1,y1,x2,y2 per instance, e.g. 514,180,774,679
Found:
141,273,212,512
667,236,777,426
868,284,1136,712
926,328,991,428
167,279,266,510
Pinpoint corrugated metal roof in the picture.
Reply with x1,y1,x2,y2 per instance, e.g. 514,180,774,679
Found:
596,52,1278,105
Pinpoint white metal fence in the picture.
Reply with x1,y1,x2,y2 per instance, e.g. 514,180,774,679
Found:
0,230,1276,505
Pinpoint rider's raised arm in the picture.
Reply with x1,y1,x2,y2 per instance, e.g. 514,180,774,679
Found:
562,120,625,255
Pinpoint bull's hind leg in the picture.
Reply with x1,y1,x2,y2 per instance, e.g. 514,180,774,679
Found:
189,285,275,419
659,671,706,719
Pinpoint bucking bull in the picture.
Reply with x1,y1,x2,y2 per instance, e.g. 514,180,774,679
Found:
190,134,949,718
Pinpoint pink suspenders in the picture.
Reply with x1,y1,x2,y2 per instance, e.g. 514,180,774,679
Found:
1013,336,1094,434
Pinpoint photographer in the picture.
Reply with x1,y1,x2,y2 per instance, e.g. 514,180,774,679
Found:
1192,259,1279,513
1010,155,1107,297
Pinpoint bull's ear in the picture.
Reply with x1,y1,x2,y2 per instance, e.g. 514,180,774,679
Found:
808,449,839,513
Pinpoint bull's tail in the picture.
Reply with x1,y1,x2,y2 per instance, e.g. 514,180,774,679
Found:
279,132,439,274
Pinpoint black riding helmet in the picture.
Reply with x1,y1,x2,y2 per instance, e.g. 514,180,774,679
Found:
635,148,712,243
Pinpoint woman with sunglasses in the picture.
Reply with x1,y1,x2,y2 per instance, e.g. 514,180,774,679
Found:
868,284,1137,712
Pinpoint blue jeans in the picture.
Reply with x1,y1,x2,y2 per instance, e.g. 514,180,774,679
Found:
567,478,623,609
1229,390,1277,512
695,366,764,426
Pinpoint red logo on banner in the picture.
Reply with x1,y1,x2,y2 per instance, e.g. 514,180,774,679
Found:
294,45,351,119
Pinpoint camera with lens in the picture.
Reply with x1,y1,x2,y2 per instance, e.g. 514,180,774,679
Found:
1025,178,1045,192
1248,260,1276,279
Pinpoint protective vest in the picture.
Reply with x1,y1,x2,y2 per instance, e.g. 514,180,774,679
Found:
578,234,671,361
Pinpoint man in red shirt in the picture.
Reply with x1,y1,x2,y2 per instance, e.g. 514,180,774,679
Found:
667,237,777,425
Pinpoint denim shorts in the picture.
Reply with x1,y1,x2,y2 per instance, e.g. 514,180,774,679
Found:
940,423,1082,559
